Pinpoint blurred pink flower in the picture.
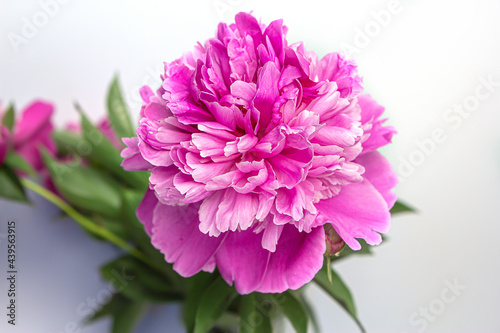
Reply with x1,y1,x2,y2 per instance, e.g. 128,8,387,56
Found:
0,100,56,171
122,13,397,294
13,101,56,171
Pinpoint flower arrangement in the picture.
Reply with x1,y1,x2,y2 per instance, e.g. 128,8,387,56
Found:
0,12,412,333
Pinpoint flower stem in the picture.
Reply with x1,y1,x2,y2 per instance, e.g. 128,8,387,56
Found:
21,178,154,268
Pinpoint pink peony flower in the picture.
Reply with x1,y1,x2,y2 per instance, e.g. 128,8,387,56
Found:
0,100,56,170
122,12,397,294
12,101,57,171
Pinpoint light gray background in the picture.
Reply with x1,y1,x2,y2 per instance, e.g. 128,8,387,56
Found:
1,0,500,332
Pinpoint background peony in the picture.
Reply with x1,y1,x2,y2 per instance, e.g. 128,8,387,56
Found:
122,12,397,294
0,100,56,170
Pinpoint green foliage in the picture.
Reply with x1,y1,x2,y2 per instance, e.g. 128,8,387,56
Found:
107,75,135,140
52,130,84,157
101,255,182,303
42,150,122,218
314,262,365,333
273,292,309,333
4,152,37,178
193,276,238,333
391,200,416,215
2,103,15,130
87,293,146,333
239,293,273,333
0,165,28,203
76,103,147,190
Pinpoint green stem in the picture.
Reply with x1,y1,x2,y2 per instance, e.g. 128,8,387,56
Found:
21,178,155,268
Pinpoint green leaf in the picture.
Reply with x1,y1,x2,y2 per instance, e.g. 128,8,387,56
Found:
314,262,365,333
300,294,320,333
93,215,130,241
0,165,28,202
193,276,238,333
76,104,147,190
272,292,308,333
121,189,149,240
240,293,272,333
86,293,128,323
101,255,182,303
107,75,135,140
112,298,146,333
391,200,416,215
4,152,37,178
52,130,85,157
183,272,218,333
2,103,15,130
41,150,122,217
86,292,146,333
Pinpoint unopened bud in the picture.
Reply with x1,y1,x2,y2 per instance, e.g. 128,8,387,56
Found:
324,224,345,257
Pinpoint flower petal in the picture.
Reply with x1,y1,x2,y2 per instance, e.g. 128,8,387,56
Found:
356,151,398,209
257,224,325,293
151,202,225,277
316,180,391,250
215,229,271,294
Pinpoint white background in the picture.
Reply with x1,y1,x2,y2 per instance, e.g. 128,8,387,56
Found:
1,0,500,332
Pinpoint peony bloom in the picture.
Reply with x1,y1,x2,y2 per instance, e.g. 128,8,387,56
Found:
122,12,397,294
12,101,56,171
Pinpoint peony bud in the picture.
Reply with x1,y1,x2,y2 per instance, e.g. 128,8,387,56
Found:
324,223,345,257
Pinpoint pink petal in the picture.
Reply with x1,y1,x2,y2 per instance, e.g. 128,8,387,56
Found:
151,202,225,277
253,62,281,132
316,180,391,250
215,189,258,232
257,224,326,293
215,229,271,294
358,94,397,152
356,151,398,209
14,100,54,145
136,189,157,236
121,137,153,171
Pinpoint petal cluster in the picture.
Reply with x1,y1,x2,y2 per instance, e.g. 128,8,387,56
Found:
122,13,397,294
